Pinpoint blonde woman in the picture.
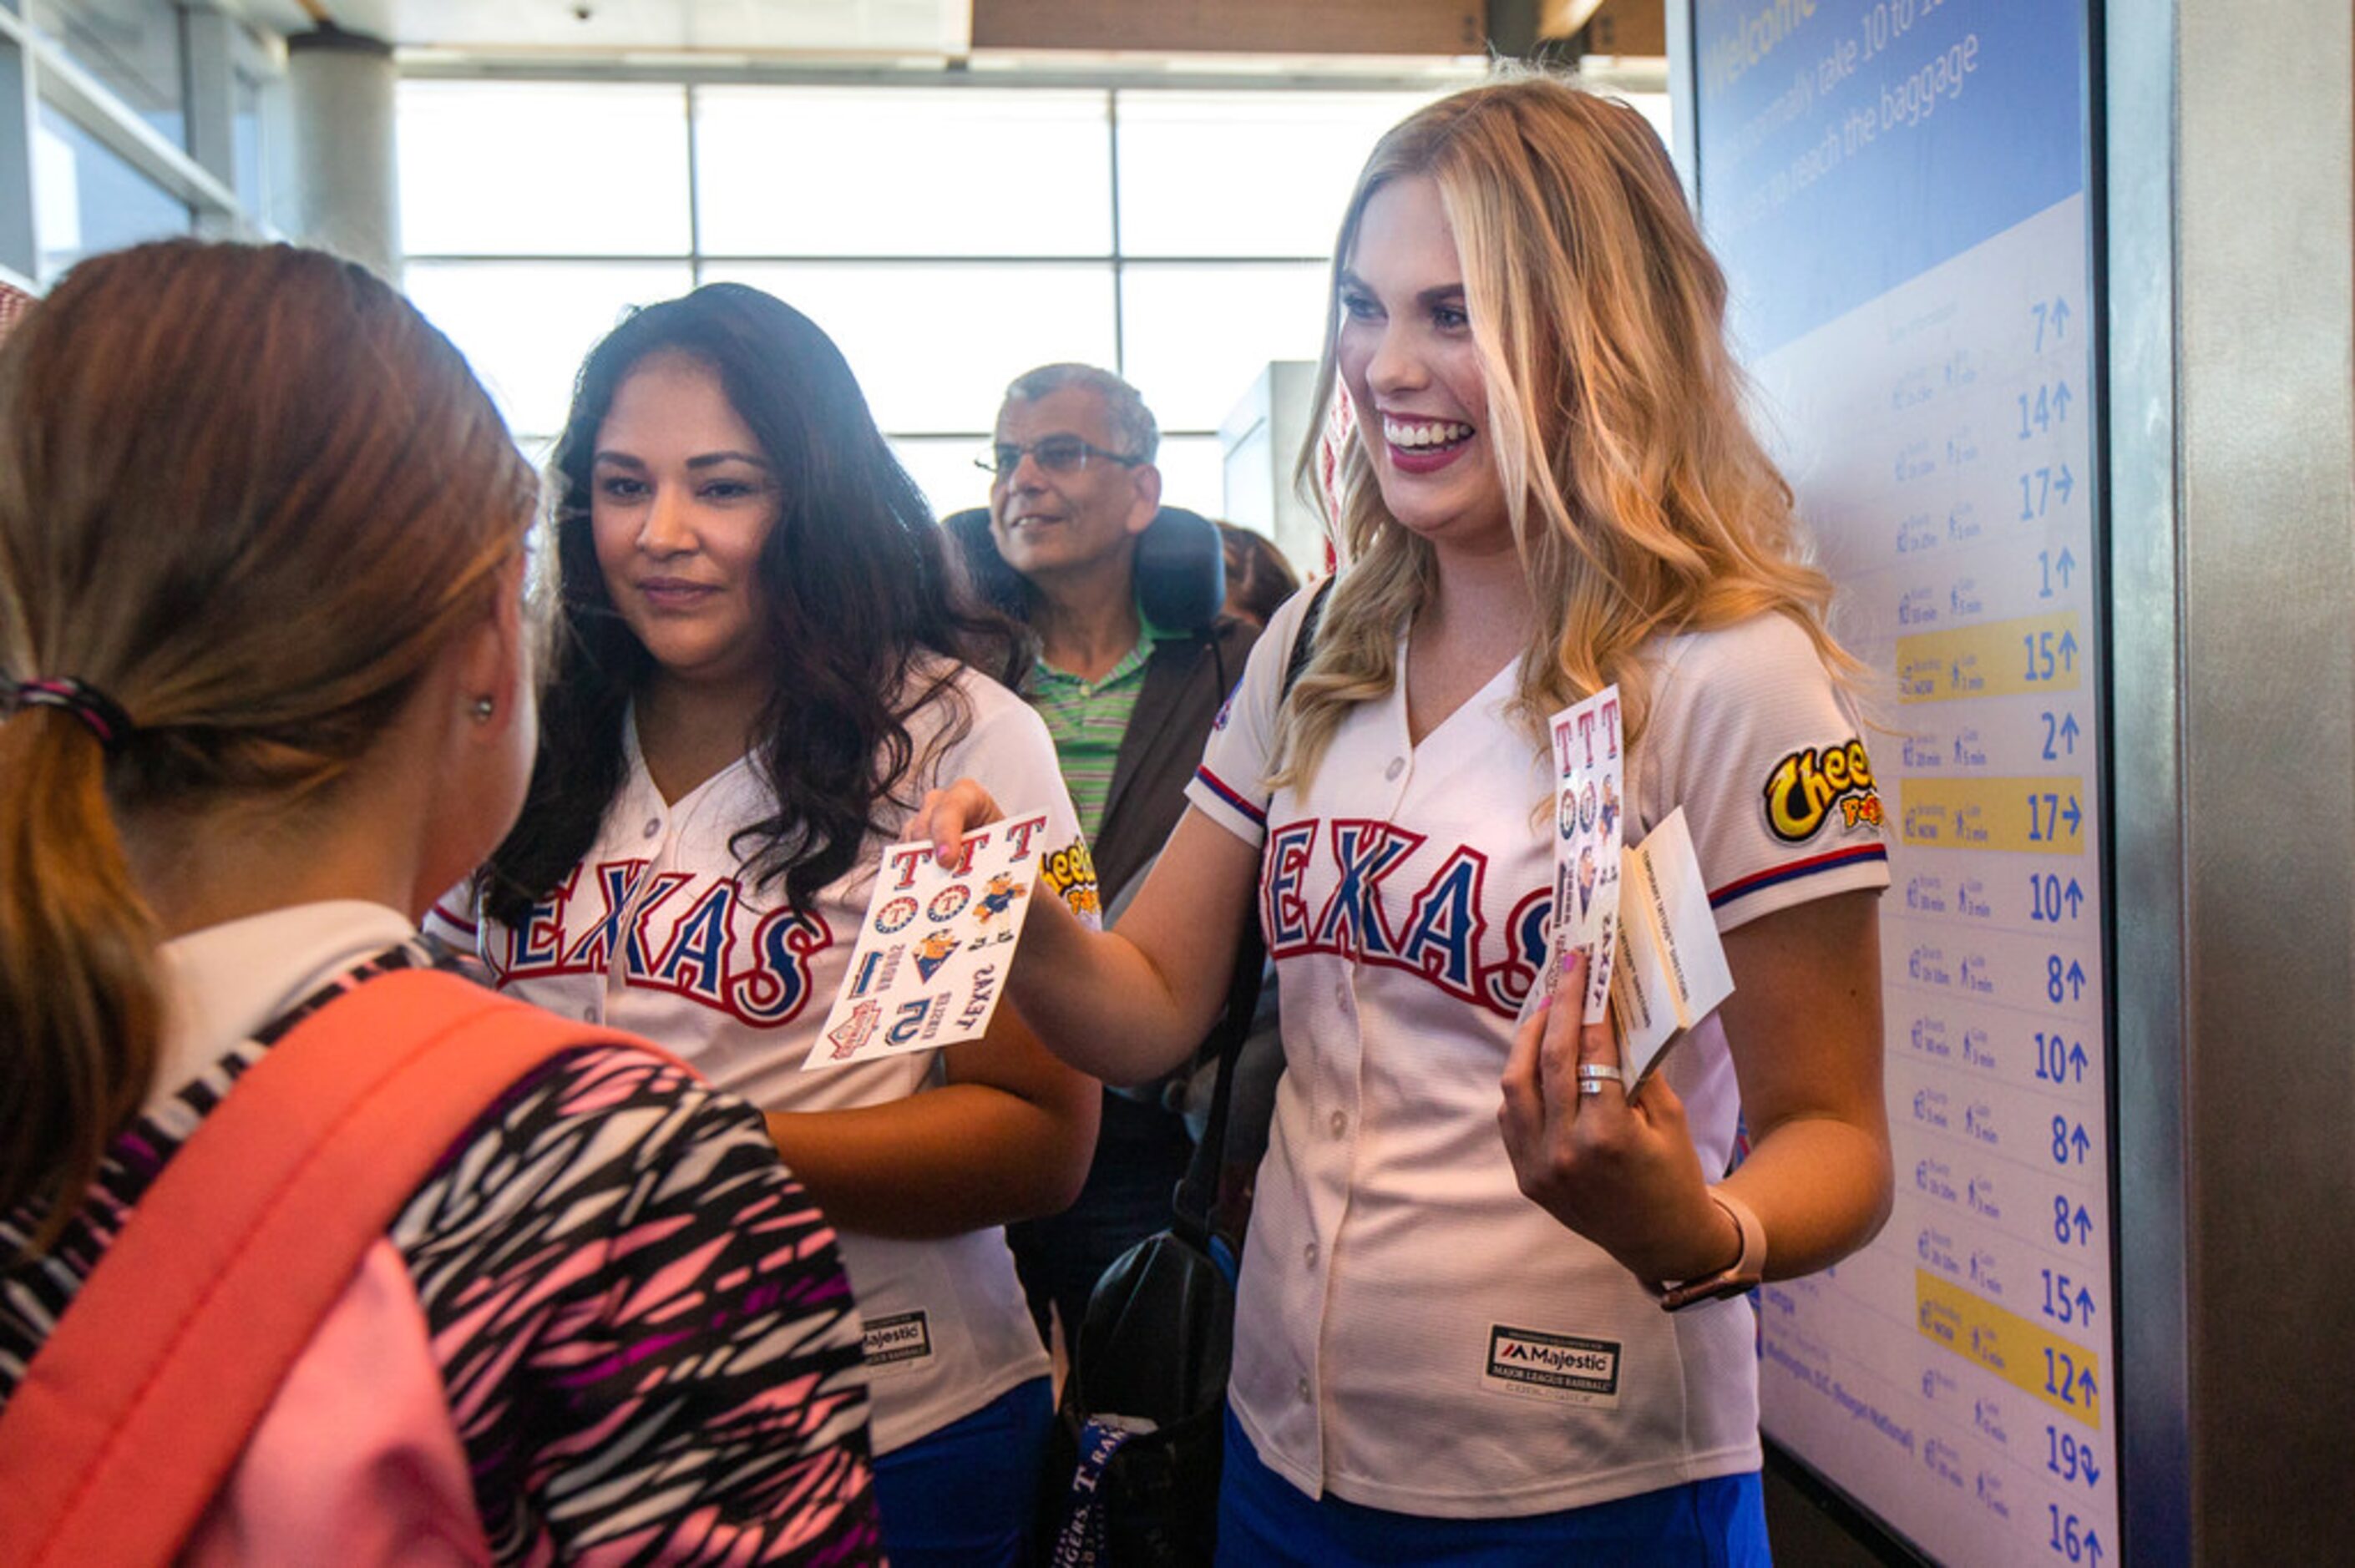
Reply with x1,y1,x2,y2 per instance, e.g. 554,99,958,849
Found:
918,77,1892,1562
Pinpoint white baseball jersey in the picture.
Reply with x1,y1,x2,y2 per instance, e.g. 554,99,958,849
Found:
1186,594,1889,1518
428,660,1100,1455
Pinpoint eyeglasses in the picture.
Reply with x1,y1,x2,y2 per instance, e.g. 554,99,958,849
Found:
975,437,1146,478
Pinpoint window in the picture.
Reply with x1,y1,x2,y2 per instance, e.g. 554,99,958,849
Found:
231,66,270,215
1114,91,1432,258
399,82,691,258
33,97,191,282
696,88,1112,259
890,436,994,523
399,78,1469,511
29,0,186,148
403,260,696,437
1120,262,1334,432
703,260,1118,435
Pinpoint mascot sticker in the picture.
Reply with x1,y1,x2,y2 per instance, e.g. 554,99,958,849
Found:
1763,741,1883,843
1546,686,1623,1026
805,812,1055,1071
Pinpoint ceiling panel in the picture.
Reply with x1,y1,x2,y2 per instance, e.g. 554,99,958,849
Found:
237,1,971,58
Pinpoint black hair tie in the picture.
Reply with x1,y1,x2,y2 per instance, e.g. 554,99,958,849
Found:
10,677,136,753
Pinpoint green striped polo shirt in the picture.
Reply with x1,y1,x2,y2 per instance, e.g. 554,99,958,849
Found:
1030,610,1174,840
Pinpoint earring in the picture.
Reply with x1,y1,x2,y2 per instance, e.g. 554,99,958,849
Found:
470,695,495,724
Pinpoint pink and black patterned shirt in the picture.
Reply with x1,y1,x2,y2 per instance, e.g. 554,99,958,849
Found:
1,925,882,1565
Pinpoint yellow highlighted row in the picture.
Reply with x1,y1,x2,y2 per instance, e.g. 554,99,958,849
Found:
1899,776,2084,856
1897,611,2082,704
1917,1270,2100,1430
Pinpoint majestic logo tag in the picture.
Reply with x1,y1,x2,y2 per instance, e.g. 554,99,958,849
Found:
1485,1326,1623,1408
1763,741,1881,842
863,1311,934,1370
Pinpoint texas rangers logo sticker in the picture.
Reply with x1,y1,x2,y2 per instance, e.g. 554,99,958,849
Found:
825,999,881,1060
805,812,1057,1071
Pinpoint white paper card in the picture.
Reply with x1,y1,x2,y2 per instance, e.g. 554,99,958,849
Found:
803,812,1053,1071
1547,687,1626,1024
1610,807,1736,1085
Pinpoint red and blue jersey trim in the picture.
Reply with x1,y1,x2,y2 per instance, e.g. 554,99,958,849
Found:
1193,765,1267,828
1709,842,1888,909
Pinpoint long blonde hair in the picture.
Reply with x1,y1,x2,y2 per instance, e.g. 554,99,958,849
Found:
0,241,534,1249
1277,74,1850,787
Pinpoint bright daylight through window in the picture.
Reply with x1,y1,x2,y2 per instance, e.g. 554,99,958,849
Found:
397,79,1461,518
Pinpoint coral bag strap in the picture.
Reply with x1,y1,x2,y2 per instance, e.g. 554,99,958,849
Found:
0,968,642,1568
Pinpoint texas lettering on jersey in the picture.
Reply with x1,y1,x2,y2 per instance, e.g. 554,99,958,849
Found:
1262,816,1552,1020
494,859,833,1028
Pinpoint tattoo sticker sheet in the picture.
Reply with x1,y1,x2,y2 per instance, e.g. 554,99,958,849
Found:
804,812,1052,1071
1547,687,1624,1024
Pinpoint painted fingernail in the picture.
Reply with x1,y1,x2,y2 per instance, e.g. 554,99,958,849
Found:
1561,945,1583,976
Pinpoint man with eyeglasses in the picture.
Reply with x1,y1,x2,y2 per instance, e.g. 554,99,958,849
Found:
973,363,1264,1368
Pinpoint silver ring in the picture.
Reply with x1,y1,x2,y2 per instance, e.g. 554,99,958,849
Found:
1578,1077,1606,1097
1575,1063,1625,1088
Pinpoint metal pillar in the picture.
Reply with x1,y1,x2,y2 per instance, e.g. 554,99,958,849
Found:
0,8,34,286
180,0,238,196
2109,0,2355,1556
285,25,397,280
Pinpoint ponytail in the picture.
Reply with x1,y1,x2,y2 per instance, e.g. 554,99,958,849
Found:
0,709,162,1248
0,240,536,1260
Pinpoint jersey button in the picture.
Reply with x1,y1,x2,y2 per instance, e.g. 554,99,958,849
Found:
1384,756,1405,781
641,817,661,839
1296,1376,1313,1403
1304,1241,1319,1268
1329,1110,1348,1139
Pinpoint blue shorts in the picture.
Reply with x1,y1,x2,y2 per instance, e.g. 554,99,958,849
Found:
1218,1406,1771,1565
871,1377,1053,1567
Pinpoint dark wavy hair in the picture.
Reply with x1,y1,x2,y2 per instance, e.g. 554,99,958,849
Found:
484,283,1023,925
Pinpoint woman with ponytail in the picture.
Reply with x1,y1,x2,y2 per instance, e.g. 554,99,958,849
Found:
0,240,880,1563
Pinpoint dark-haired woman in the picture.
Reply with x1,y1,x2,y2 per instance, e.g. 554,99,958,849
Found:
429,283,1100,1568
1217,520,1304,630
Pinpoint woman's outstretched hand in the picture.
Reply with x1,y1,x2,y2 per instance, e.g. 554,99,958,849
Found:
1497,948,1740,1292
911,780,1006,868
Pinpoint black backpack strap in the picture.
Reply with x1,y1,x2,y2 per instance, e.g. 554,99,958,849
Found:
1281,579,1332,693
1172,578,1334,1244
